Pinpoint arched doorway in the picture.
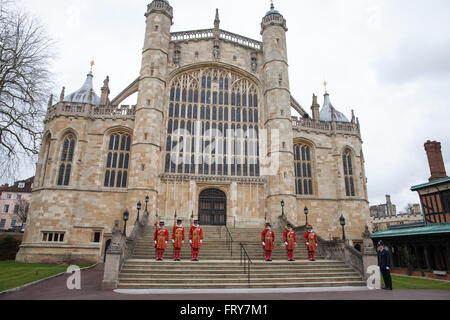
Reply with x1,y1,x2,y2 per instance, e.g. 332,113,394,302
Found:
198,189,227,226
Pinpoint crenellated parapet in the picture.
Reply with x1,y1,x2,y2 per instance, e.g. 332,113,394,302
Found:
146,0,173,20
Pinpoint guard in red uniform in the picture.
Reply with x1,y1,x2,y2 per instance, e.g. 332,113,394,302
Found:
154,221,169,261
283,224,297,262
261,223,275,262
189,220,204,261
303,225,318,261
172,219,185,261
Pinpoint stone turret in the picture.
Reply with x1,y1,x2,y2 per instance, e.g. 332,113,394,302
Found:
261,3,296,224
128,0,173,228
100,76,110,105
311,94,320,121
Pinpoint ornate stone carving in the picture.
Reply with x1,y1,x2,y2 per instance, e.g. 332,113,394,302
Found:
173,44,181,65
251,52,258,73
213,40,220,60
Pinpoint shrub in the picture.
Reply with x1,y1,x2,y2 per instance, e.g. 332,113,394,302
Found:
0,237,21,261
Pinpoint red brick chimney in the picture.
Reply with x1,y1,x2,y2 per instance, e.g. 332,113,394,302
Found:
424,140,448,182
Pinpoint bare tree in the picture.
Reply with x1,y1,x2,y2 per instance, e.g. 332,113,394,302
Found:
14,198,29,224
0,0,55,180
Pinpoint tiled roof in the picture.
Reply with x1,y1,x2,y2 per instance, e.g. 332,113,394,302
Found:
411,177,450,191
371,222,450,239
3,177,34,193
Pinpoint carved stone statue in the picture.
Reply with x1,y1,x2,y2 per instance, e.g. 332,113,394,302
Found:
173,45,181,65
251,52,258,73
213,40,220,60
111,220,121,246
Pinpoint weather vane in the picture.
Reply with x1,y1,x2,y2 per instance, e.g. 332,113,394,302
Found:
89,59,95,75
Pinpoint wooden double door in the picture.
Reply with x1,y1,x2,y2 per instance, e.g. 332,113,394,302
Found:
198,189,227,226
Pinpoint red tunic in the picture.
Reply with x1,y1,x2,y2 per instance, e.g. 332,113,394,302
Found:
189,226,204,249
172,225,185,248
303,231,318,252
261,229,275,251
283,230,297,250
154,227,169,249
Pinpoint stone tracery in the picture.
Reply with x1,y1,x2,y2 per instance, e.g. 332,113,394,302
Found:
165,67,260,177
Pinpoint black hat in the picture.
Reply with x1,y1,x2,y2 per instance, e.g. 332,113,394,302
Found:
287,224,293,228
194,220,199,224
378,240,384,246
266,223,271,227
159,221,165,225
177,219,182,223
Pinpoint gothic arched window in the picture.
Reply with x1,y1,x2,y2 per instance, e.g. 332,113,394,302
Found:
165,68,260,177
343,150,356,197
57,134,76,186
294,144,314,195
104,132,132,188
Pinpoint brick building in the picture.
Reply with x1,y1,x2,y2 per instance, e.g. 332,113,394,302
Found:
0,177,34,231
372,141,449,279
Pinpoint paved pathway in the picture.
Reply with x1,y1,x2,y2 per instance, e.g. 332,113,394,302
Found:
0,267,449,300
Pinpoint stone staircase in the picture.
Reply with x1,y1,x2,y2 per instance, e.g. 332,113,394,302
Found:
117,225,366,289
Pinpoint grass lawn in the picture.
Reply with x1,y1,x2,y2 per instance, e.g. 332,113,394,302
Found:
0,261,92,292
382,274,450,290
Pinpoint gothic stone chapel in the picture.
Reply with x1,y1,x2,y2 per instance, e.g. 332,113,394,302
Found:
17,1,370,264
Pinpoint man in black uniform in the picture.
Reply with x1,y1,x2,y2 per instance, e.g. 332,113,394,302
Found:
377,240,393,290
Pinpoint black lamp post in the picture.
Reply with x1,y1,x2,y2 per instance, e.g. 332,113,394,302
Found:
136,201,142,222
340,215,346,240
304,206,309,226
145,196,149,213
281,200,285,217
123,210,130,236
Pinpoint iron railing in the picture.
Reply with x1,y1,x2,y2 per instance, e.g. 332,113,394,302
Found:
240,243,253,285
217,225,234,256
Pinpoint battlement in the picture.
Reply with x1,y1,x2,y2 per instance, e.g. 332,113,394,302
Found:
45,102,136,122
292,117,361,137
170,28,263,51
147,0,173,18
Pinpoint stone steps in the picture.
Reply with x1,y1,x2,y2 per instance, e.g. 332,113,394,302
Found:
117,227,364,289
117,281,367,289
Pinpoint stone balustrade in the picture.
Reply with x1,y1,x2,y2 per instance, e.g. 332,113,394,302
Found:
45,102,136,122
102,210,148,290
171,29,263,51
292,117,361,137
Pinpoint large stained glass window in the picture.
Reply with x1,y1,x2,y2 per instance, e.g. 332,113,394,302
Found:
343,150,355,197
165,68,260,177
57,134,76,186
294,144,314,195
104,132,132,188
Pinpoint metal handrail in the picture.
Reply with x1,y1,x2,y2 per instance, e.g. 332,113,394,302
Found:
224,226,234,256
240,243,253,286
217,225,234,256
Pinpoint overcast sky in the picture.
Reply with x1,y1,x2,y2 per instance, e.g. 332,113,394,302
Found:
9,0,450,213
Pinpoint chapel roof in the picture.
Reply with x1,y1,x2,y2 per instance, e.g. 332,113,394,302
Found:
265,2,281,16
319,92,350,123
63,73,100,105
